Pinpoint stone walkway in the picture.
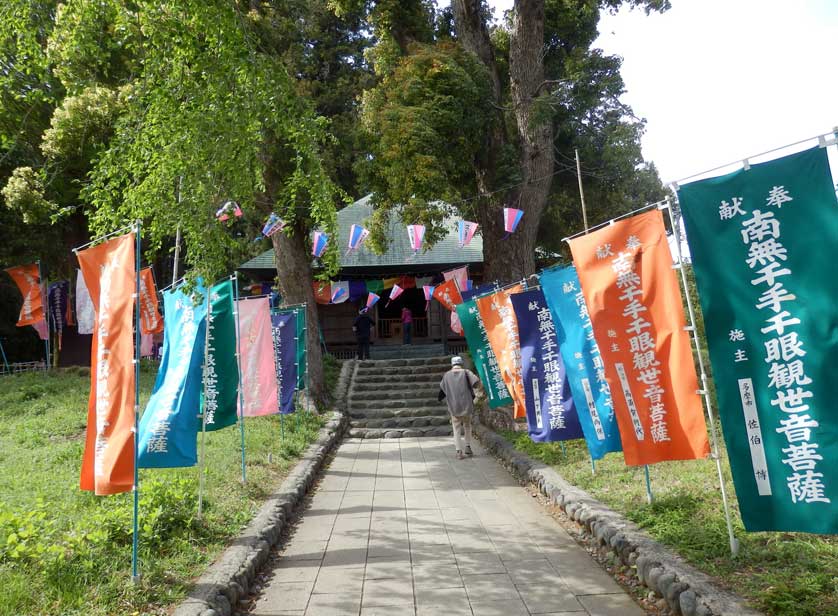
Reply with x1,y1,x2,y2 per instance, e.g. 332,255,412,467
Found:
250,438,647,616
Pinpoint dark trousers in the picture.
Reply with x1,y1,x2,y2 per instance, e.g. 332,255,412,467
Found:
403,323,412,345
357,337,370,360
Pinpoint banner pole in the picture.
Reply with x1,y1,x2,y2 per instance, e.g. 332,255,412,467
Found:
197,287,211,518
559,441,567,458
575,148,589,232
233,273,247,484
665,197,739,556
37,260,50,369
280,413,285,441
132,221,142,583
590,456,596,475
644,465,653,504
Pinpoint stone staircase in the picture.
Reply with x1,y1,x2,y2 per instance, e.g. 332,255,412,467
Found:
347,356,453,439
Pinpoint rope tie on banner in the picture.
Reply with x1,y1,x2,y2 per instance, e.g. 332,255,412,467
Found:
668,129,838,188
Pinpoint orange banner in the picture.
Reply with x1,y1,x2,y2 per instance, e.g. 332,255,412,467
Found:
139,267,163,334
4,264,45,327
312,281,331,305
432,279,463,311
568,210,709,465
77,233,137,495
476,284,526,419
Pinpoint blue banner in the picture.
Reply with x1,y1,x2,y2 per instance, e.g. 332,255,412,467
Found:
48,280,69,333
271,312,297,414
540,266,622,459
138,287,207,468
461,281,497,302
510,289,583,442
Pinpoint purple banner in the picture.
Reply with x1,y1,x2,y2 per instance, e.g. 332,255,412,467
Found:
271,312,298,414
510,289,583,442
48,280,69,333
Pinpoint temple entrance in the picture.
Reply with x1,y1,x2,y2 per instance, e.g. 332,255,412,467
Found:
375,287,428,342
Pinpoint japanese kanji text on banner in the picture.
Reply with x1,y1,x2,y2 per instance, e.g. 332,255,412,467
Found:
568,210,709,466
476,285,526,419
456,299,514,408
678,147,838,533
77,233,136,495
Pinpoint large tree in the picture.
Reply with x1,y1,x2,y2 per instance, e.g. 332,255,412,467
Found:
348,0,669,281
1,0,373,402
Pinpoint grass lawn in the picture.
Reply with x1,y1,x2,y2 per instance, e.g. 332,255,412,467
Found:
500,428,837,616
0,367,326,616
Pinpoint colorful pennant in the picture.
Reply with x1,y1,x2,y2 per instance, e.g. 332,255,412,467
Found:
215,200,242,221
262,213,285,237
503,207,524,238
346,224,370,255
407,224,425,253
458,220,479,247
312,231,329,258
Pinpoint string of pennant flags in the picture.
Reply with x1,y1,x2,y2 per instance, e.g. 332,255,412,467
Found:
3,132,837,584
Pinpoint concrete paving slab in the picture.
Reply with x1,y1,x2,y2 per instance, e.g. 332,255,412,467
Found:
248,437,647,616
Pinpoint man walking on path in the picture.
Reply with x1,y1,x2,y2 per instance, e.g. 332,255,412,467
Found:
439,356,481,459
353,308,374,359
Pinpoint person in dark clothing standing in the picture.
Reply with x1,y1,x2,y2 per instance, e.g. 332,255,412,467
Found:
353,308,374,359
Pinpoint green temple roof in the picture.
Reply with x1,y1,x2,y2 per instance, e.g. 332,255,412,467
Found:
239,194,483,277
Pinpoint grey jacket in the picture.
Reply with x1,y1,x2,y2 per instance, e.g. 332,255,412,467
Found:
439,367,480,417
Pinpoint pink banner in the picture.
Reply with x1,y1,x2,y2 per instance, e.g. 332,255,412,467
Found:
443,266,468,292
236,297,278,417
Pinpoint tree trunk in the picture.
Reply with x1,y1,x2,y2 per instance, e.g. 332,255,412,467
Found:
506,0,554,278
450,0,555,283
271,223,328,409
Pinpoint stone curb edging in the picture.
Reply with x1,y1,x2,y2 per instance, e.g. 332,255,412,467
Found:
474,424,763,616
173,407,349,616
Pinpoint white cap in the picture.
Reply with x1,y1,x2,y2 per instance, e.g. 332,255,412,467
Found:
451,356,464,366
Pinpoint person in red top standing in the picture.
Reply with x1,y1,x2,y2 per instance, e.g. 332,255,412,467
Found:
401,306,413,345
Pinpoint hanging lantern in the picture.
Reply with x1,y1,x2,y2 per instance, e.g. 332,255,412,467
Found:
312,231,329,258
458,220,479,248
503,207,524,238
346,224,370,255
407,224,425,253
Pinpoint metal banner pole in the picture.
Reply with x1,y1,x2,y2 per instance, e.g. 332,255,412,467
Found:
0,338,9,373
644,465,654,504
665,197,739,556
132,221,142,582
197,287,211,517
575,148,589,232
233,273,247,483
37,260,49,369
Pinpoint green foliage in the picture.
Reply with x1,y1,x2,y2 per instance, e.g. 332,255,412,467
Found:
1,166,55,223
500,430,837,616
0,369,325,615
40,85,123,168
361,40,493,251
46,0,139,92
62,0,343,281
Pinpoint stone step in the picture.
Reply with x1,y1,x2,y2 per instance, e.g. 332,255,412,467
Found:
348,407,449,419
356,357,452,369
349,388,438,401
349,415,451,429
349,398,443,410
347,425,453,439
353,373,444,385
355,365,449,377
369,344,446,360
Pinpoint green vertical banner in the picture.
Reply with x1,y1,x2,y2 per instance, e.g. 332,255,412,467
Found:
202,279,240,431
456,299,513,408
295,306,306,390
678,147,838,533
